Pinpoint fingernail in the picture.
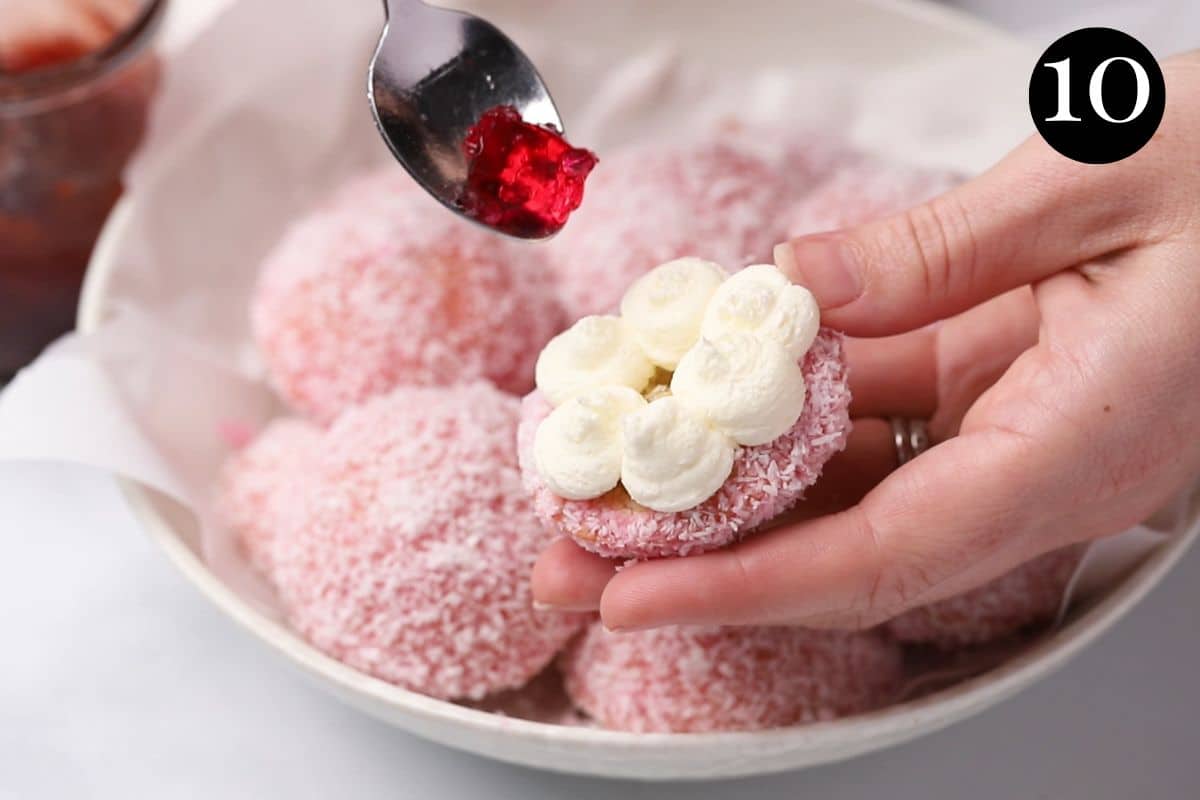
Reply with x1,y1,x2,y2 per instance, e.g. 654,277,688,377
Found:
774,235,863,309
600,613,649,633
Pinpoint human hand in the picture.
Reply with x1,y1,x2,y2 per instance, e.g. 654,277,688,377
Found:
531,52,1200,632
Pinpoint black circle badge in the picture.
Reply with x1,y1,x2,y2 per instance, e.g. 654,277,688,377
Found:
1029,28,1165,164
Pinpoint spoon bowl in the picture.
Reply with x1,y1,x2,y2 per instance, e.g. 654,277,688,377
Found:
368,0,563,239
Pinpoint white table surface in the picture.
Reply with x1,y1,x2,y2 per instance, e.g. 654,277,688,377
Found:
3,1,1198,797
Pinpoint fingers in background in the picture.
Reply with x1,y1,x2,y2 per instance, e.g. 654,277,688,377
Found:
845,286,1039,437
846,331,938,419
531,538,616,611
598,427,1071,632
776,135,1150,337
531,421,900,613
929,286,1039,439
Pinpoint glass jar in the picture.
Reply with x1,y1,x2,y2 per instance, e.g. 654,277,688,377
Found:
0,0,166,380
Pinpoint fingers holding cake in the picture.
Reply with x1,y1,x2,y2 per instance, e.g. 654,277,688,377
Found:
530,418,899,613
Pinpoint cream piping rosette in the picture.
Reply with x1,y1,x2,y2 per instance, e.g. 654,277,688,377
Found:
532,257,822,513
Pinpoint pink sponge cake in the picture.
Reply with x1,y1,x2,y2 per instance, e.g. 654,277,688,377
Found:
886,545,1086,649
252,169,565,424
562,623,903,733
518,258,851,560
270,383,587,701
519,329,850,559
214,417,321,575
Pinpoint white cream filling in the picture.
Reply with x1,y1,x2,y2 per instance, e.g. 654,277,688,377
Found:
619,397,736,513
701,263,820,361
671,333,806,446
619,257,727,370
532,258,821,512
533,386,648,500
534,315,656,406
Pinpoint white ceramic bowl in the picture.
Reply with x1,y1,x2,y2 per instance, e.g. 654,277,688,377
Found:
78,0,1199,781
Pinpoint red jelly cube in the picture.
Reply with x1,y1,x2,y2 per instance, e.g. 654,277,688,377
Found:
459,106,598,237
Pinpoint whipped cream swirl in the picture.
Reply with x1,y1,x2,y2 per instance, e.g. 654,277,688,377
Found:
620,257,727,370
619,397,736,513
535,315,656,406
532,259,821,513
701,263,820,361
671,332,807,446
534,386,648,500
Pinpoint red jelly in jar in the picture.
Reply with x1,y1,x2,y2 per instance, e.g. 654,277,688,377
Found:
459,105,597,238
0,0,163,380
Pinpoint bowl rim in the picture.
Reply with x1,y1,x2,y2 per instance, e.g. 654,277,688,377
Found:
79,197,1200,754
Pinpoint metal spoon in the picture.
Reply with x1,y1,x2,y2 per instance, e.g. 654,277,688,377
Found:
368,0,564,239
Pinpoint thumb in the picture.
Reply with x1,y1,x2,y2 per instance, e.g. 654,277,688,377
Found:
774,136,1146,336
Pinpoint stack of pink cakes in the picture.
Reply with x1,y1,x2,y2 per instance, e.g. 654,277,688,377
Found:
213,133,1086,732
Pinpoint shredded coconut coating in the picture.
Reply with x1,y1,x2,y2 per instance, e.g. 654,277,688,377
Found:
270,383,587,701
546,134,835,320
214,418,321,575
252,169,566,424
518,329,852,559
786,158,963,236
562,623,904,733
468,665,589,727
886,545,1087,649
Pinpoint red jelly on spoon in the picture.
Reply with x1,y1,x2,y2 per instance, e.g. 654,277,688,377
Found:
459,105,598,238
